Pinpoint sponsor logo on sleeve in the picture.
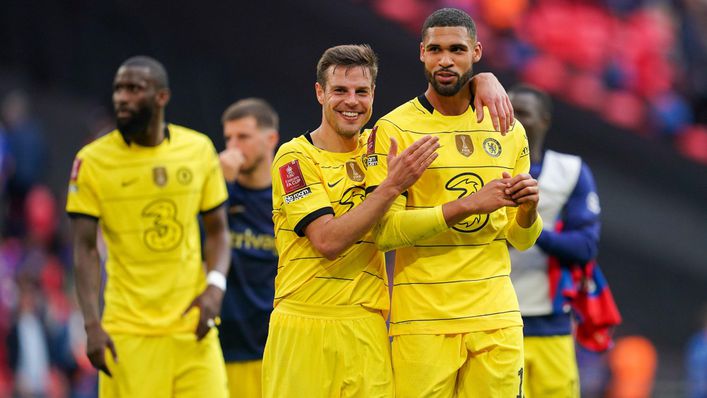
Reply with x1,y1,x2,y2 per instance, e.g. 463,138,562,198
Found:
70,158,82,181
367,126,377,155
279,160,307,194
284,187,312,204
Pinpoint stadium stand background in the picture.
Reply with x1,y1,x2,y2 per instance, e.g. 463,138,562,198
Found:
0,0,704,395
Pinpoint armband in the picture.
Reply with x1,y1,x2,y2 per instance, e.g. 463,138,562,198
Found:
206,270,227,291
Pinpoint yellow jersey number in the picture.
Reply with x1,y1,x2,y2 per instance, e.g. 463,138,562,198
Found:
142,199,184,251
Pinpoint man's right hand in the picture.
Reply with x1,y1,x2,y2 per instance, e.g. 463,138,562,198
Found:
85,322,118,377
219,148,244,183
381,135,439,194
464,176,517,215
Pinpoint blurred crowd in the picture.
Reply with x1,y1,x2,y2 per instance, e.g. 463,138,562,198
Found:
0,89,97,397
367,0,707,164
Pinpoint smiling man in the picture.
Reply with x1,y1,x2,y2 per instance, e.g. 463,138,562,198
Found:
67,56,230,398
263,44,440,398
366,9,543,397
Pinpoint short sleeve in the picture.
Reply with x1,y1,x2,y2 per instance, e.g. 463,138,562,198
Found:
66,154,101,218
200,140,229,213
272,145,334,236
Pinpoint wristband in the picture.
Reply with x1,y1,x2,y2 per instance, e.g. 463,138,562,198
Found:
206,270,227,291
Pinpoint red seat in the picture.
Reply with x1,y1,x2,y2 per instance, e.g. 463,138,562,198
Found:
676,125,707,165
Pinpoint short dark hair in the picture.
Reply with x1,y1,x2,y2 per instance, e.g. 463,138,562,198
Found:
509,84,553,116
422,8,477,41
316,44,378,88
120,56,169,89
221,98,279,131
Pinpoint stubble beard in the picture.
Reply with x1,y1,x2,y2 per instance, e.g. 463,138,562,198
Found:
116,105,154,139
239,153,263,175
326,109,366,139
335,126,359,139
425,66,475,97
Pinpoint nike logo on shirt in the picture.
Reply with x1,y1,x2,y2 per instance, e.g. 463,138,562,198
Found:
327,178,344,188
121,178,139,187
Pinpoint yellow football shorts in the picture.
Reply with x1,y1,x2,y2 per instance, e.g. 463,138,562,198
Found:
262,300,393,398
523,335,579,398
226,359,262,398
392,326,524,398
99,330,228,398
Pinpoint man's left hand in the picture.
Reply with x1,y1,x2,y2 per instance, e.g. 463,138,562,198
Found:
183,285,225,340
471,72,514,134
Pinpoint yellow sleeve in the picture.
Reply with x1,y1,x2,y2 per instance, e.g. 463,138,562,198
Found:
507,215,543,251
364,122,393,189
200,139,229,212
505,123,543,250
65,153,101,218
272,144,334,236
373,199,447,251
366,120,448,250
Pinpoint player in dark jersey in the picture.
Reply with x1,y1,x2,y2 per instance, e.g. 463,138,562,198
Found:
217,98,279,398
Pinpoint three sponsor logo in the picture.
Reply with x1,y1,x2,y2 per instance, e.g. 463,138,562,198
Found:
445,172,489,233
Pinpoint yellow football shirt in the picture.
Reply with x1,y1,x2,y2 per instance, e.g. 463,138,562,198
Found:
66,125,228,335
367,96,541,335
271,132,388,312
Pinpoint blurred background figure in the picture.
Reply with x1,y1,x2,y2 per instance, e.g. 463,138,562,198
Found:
686,305,707,398
0,89,49,238
7,274,51,397
7,270,80,398
25,185,58,248
606,335,658,398
0,120,10,217
218,98,279,398
508,84,585,398
677,0,707,126
576,343,611,398
509,84,622,398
